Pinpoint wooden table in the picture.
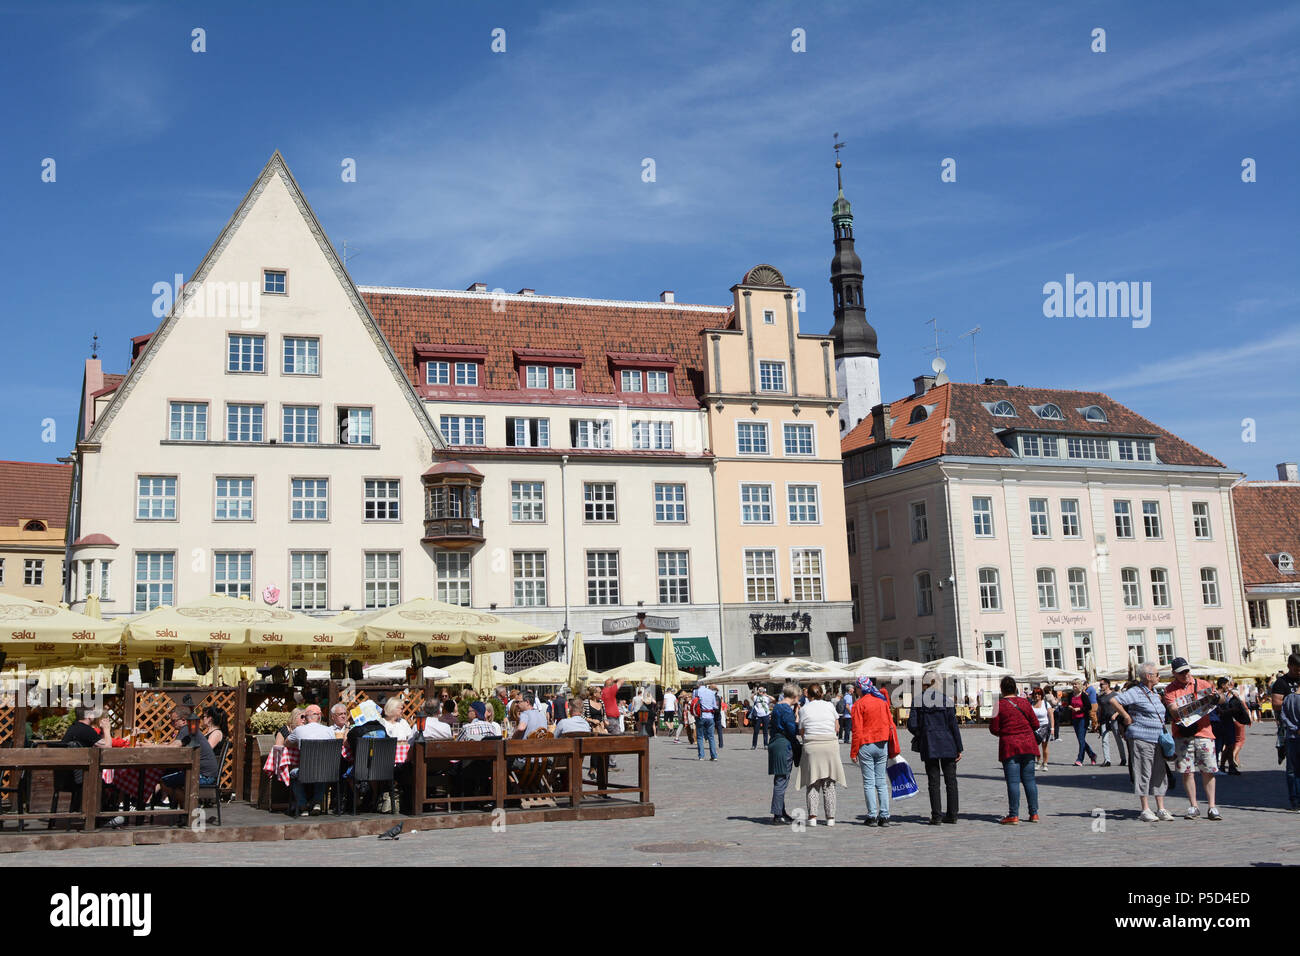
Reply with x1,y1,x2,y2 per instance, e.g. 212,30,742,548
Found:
410,739,506,814
95,748,200,829
0,749,94,831
577,734,650,803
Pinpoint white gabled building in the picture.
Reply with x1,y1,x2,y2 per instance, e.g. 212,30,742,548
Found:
65,153,443,618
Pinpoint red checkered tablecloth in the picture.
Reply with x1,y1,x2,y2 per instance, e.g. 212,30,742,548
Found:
263,740,411,787
102,767,167,800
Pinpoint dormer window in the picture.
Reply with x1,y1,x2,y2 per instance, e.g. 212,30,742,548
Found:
1036,404,1064,420
454,362,478,386
646,370,669,393
426,361,450,385
991,400,1016,417
1279,552,1296,573
525,366,548,389
23,520,46,532
1081,405,1107,422
554,367,576,390
909,406,929,424
621,370,642,393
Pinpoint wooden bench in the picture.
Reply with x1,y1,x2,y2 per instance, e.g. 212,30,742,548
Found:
96,748,200,829
0,749,95,831
505,737,579,809
576,734,650,803
410,739,506,814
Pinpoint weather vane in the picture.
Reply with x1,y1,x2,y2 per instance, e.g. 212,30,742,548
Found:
833,133,847,187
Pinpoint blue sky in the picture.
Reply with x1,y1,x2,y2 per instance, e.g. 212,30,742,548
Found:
1,1,1296,478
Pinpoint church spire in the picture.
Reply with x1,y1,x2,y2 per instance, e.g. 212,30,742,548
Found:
828,153,879,360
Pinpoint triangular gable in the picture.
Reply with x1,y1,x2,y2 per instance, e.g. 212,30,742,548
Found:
85,151,443,449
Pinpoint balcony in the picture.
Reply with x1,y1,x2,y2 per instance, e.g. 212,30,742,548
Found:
422,460,485,548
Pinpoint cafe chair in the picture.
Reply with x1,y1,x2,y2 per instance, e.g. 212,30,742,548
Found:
49,743,85,832
198,739,233,826
298,738,343,816
350,736,398,816
0,766,31,832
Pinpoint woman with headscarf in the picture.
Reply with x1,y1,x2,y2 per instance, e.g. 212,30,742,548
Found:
907,670,963,825
793,683,846,825
850,676,900,827
767,683,799,824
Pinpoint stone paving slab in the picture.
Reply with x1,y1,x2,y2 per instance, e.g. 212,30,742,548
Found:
5,723,1297,866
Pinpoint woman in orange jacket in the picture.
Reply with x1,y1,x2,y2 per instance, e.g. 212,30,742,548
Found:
850,677,900,827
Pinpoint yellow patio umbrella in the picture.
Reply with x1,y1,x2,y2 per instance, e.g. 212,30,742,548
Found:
434,660,515,687
511,660,574,685
1241,654,1289,678
603,660,696,685
84,595,102,619
0,592,125,667
472,653,496,696
658,632,684,690
567,630,589,691
346,598,556,656
1186,659,1256,679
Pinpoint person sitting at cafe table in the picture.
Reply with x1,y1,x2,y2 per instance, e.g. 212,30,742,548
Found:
457,701,502,741
380,697,414,741
513,693,549,740
453,701,502,808
275,707,307,747
417,701,453,740
61,705,112,749
555,699,591,737
328,703,351,737
155,707,221,809
282,704,339,816
199,706,227,753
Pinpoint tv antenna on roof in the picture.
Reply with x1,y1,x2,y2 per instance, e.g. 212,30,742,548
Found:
959,326,982,381
921,317,949,361
339,239,360,269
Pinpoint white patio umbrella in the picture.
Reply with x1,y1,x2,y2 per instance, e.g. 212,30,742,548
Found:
765,659,854,682
847,657,926,679
362,660,450,682
709,660,777,683
923,656,1012,678
1017,666,1084,684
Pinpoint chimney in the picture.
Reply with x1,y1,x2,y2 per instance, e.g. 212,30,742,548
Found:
913,375,936,397
81,358,103,440
983,378,1009,386
517,288,535,296
466,282,487,293
871,402,892,442
660,290,675,303
1278,462,1299,483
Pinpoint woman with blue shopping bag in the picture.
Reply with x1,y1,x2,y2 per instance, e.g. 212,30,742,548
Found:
850,676,900,827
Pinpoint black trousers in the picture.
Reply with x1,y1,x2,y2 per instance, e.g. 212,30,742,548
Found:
924,757,959,818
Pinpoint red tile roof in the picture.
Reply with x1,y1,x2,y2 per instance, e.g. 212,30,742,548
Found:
90,373,125,401
360,288,732,402
841,382,1223,469
0,461,73,528
1232,483,1300,586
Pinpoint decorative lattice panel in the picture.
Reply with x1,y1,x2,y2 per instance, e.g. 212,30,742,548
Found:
0,692,15,793
343,686,424,727
104,695,126,732
129,688,240,792
196,689,240,792
130,691,179,743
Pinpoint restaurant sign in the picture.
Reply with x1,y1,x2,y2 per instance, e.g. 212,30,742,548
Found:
749,612,812,633
602,614,681,635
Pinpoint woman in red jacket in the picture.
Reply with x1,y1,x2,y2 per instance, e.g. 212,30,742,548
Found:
989,675,1040,825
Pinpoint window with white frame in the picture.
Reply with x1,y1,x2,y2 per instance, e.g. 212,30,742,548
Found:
23,559,43,587
646,370,669,393
1042,632,1063,669
365,552,401,609
291,478,328,520
169,402,207,441
136,476,177,520
80,559,93,599
1036,404,1064,420
1200,567,1220,607
510,481,545,522
985,633,1006,668
282,405,319,444
1205,627,1226,662
524,365,548,389
364,479,400,520
657,551,690,604
425,361,449,385
1127,629,1147,663
213,551,253,599
787,484,819,523
454,362,478,386
284,336,319,375
654,483,686,523
878,577,896,620
1192,501,1212,539
507,417,550,448
1073,631,1092,671
1067,437,1109,460
435,551,471,607
339,407,372,445
583,482,617,522
586,551,620,605
783,422,815,456
874,510,891,549
1150,568,1171,608
226,403,264,442
972,497,994,537
553,367,576,390
263,269,286,294
99,560,111,600
440,415,485,446
1117,439,1153,462
1061,499,1081,537
1029,498,1051,537
512,551,547,607
979,568,1002,611
215,477,253,520
792,549,824,602
911,501,928,542
290,552,328,611
621,370,642,392
1248,600,1269,629
632,421,673,450
1068,568,1089,610
741,484,773,523
736,421,770,455
744,549,778,602
571,419,612,449
1156,629,1176,666
763,309,775,325
1287,599,1300,628
134,552,174,611
1036,568,1058,611
1110,500,1133,539
227,334,265,373
1142,500,1162,538
915,572,933,617
1121,568,1141,608
758,361,786,392
1020,434,1056,458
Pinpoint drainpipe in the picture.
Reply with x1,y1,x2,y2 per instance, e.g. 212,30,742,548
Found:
941,466,964,660
710,457,726,671
560,454,571,661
